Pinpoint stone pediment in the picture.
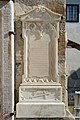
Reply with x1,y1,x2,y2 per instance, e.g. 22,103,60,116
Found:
20,6,61,22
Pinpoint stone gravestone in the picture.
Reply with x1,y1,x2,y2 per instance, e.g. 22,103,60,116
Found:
16,6,66,118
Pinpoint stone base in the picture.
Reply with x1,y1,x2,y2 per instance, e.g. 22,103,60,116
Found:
16,102,65,118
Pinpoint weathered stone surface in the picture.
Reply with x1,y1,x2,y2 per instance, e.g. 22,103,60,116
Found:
0,2,12,120
0,0,74,120
15,0,66,5
14,20,24,104
0,1,9,9
16,102,65,118
19,85,62,102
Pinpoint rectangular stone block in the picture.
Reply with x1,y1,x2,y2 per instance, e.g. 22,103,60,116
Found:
19,85,62,102
16,102,65,118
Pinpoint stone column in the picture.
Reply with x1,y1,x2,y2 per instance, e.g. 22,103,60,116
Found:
22,22,29,81
52,22,59,82
0,1,14,120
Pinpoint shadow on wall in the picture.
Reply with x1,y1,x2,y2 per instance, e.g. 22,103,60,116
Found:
67,39,80,51
68,68,80,105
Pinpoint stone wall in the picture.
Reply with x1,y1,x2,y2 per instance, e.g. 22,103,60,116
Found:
0,0,74,120
14,20,24,104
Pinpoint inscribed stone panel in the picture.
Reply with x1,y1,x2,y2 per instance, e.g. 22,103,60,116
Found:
26,22,57,79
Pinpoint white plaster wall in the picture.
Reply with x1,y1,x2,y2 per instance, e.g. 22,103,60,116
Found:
66,0,80,79
67,48,80,77
66,0,80,44
66,17,80,44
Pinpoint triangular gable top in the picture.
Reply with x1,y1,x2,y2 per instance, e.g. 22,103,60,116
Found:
20,6,61,22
